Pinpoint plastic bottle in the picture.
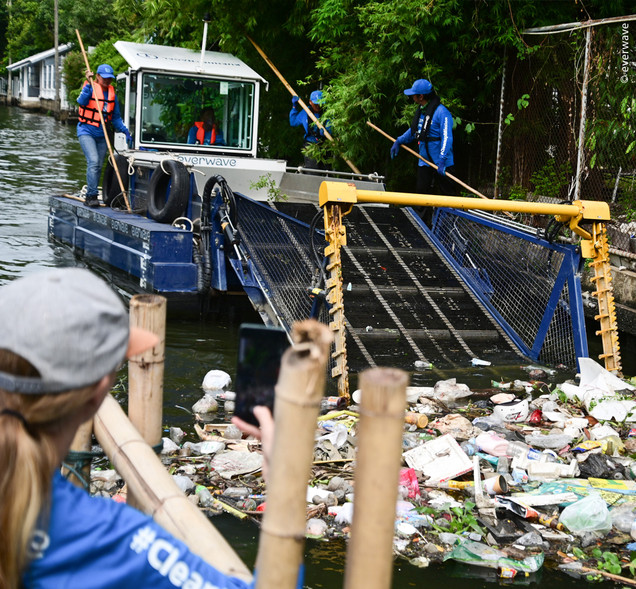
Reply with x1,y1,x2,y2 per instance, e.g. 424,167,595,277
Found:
461,441,477,456
405,411,429,429
195,485,215,507
506,440,541,461
497,456,510,474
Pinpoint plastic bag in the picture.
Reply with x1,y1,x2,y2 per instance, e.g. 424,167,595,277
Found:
559,493,612,535
443,540,544,573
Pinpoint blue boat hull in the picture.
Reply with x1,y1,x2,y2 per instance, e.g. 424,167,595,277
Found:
49,196,199,293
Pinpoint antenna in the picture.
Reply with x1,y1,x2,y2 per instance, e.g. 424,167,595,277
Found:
199,12,211,72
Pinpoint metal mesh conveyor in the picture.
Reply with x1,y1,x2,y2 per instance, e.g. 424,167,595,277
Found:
429,208,586,368
233,196,530,373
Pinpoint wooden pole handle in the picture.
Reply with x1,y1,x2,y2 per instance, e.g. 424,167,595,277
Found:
75,29,131,212
248,36,362,175
367,120,497,201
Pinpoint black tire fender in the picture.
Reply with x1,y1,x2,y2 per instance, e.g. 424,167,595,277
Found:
102,154,130,206
147,160,190,223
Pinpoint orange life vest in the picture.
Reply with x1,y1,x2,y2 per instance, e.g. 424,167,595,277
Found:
194,122,217,145
78,82,116,127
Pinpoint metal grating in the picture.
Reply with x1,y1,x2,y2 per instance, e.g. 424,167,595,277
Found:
429,207,583,367
234,196,329,333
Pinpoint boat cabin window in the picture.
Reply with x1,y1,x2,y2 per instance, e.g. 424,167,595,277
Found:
139,73,255,151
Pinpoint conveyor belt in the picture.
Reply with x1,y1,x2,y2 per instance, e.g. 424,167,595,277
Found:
269,202,525,372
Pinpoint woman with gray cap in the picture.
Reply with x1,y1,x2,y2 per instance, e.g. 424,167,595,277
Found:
77,63,132,208
390,78,456,197
0,268,251,589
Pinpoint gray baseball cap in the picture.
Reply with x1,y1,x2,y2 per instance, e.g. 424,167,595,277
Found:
0,268,159,394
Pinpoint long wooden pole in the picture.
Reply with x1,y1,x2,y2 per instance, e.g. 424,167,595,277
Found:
343,368,409,589
75,29,131,212
247,36,362,175
367,120,491,201
94,394,252,582
255,320,333,589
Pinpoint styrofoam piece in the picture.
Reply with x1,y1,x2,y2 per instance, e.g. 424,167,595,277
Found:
403,434,473,483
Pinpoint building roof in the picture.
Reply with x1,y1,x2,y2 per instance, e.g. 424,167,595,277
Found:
7,43,73,71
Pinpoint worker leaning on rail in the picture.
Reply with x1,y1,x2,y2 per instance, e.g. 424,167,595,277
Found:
390,79,456,197
76,64,132,208
289,89,332,170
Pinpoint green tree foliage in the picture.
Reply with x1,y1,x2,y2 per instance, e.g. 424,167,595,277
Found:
2,0,632,194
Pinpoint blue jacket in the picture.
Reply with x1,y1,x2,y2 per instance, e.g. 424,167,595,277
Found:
289,106,331,144
396,103,454,168
23,472,251,589
76,83,128,139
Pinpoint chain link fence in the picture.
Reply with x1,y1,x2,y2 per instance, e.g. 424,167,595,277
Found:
476,18,636,254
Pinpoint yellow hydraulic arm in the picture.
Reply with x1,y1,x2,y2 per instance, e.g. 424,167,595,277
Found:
319,182,621,395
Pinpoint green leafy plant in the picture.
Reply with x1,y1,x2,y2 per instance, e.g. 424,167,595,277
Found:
416,500,484,536
591,548,622,576
508,184,526,201
249,173,288,203
530,159,572,199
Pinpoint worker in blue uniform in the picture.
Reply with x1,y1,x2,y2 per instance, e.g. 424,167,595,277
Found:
0,268,271,589
390,79,456,196
77,64,132,208
289,90,332,170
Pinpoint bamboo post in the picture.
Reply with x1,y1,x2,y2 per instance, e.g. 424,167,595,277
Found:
127,294,166,511
343,367,409,589
94,394,252,582
254,320,333,589
128,294,166,447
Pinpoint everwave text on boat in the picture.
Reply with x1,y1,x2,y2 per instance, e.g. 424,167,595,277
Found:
178,156,237,167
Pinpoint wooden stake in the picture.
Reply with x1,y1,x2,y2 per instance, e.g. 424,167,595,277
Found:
128,294,166,447
255,320,333,589
127,294,166,511
344,367,409,589
94,394,252,582
75,29,131,212
247,36,362,175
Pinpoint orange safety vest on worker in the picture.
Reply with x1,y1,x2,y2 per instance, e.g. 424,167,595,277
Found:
194,121,217,145
78,82,116,127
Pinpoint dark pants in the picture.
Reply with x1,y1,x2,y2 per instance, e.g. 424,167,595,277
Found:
415,165,456,227
416,165,456,196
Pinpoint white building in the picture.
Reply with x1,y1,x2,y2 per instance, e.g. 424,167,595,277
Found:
6,43,73,113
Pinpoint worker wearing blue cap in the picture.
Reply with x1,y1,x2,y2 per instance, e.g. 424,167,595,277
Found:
76,64,132,207
390,79,455,196
289,90,332,170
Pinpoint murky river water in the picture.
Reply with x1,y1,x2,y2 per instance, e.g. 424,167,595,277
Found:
1,104,626,588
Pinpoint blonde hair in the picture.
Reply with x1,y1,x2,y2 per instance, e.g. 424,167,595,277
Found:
0,350,96,589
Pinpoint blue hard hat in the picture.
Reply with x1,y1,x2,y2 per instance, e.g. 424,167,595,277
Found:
404,79,433,96
96,64,115,79
310,90,324,105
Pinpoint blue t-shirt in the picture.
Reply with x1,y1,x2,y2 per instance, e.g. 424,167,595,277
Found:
23,472,251,589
